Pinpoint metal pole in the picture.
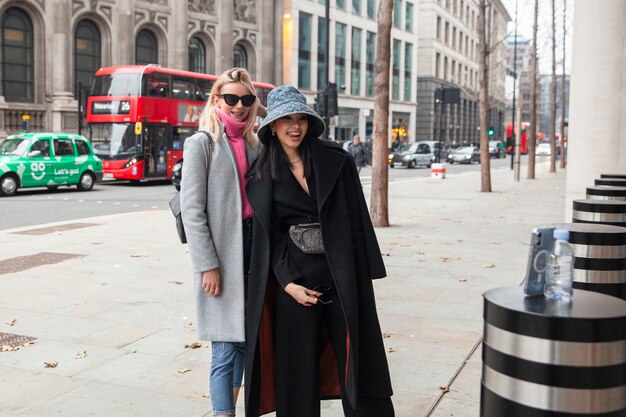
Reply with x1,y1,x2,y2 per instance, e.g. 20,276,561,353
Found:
510,0,518,170
437,89,444,163
77,80,83,135
323,0,330,140
514,102,521,181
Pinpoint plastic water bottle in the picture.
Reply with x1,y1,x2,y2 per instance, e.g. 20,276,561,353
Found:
544,229,574,302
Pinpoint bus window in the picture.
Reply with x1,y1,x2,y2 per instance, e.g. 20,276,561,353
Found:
92,73,141,96
195,79,213,102
257,87,271,106
173,126,196,150
172,76,194,100
144,73,170,97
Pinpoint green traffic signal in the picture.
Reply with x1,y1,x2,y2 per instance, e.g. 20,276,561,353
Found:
488,127,495,137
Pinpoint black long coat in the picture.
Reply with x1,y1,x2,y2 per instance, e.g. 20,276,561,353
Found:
244,139,393,416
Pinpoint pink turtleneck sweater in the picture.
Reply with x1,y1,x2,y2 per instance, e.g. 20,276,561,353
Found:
216,108,253,219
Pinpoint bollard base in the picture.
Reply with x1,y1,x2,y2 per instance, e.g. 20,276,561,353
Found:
431,163,446,179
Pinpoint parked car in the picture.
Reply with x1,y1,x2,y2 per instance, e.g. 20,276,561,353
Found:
0,132,103,196
388,142,435,168
171,159,182,190
488,140,506,158
535,142,551,156
447,146,480,164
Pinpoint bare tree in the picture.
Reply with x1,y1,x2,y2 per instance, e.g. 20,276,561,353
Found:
477,0,492,191
560,0,567,168
549,0,557,172
370,0,392,227
527,0,539,179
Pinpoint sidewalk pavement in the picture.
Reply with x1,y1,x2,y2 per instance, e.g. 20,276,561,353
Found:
0,160,567,417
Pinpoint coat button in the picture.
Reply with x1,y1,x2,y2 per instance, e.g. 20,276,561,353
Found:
342,210,349,216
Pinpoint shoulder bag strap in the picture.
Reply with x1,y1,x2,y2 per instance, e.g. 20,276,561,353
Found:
197,129,215,176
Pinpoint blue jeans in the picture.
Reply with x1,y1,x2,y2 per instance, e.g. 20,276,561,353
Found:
210,341,245,415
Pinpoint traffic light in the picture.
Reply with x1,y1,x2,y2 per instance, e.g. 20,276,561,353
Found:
488,127,495,137
327,82,338,117
314,90,327,116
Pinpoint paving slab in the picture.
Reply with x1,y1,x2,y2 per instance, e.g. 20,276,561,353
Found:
0,161,567,416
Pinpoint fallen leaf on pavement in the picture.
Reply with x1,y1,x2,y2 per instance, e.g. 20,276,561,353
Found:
1,345,17,352
6,319,16,326
415,251,426,256
185,342,203,349
382,333,393,338
481,264,496,268
387,347,396,353
170,281,184,285
22,342,35,347
44,361,58,368
459,278,468,282
178,368,192,374
75,351,87,359
439,386,450,393
202,392,211,398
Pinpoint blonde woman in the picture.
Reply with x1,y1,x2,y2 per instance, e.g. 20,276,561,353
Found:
180,68,264,416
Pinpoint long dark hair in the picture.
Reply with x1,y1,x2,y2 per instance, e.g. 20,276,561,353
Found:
251,115,318,181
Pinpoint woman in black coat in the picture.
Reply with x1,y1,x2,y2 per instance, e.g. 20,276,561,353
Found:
244,85,394,417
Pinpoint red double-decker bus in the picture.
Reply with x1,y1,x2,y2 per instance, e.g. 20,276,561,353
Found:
86,65,274,181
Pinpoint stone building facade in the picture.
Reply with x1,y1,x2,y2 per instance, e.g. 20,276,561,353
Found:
0,0,280,138
415,0,510,146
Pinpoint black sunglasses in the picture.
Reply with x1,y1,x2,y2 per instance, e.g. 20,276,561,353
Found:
218,93,256,107
312,285,334,305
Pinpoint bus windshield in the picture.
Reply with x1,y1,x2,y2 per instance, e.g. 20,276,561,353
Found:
90,123,140,159
91,74,141,96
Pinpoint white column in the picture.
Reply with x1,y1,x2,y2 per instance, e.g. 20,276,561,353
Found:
219,0,234,72
565,0,626,218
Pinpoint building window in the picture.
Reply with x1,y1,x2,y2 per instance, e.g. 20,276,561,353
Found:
335,22,346,93
337,0,346,9
136,29,157,65
1,7,34,102
392,39,400,100
74,20,101,98
298,12,312,89
317,16,327,90
365,31,375,96
403,42,412,101
435,52,440,78
405,2,413,32
234,43,247,69
436,16,441,40
351,27,362,96
188,36,205,73
353,0,361,15
367,0,376,19
452,27,456,49
444,56,448,80
445,21,449,44
393,0,402,28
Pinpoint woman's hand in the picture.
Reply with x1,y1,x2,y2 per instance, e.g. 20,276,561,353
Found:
202,268,221,296
284,282,322,306
256,103,268,118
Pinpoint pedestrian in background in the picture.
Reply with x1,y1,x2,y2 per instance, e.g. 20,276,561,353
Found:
244,85,394,417
180,67,263,417
347,134,370,173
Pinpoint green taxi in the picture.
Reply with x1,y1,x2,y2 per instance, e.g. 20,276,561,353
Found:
0,132,103,196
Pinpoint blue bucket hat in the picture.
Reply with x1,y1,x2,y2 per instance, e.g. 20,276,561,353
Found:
257,85,326,144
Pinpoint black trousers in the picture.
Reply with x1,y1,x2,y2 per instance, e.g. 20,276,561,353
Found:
274,286,394,417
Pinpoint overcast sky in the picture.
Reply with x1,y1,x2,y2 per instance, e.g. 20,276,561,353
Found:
500,0,574,74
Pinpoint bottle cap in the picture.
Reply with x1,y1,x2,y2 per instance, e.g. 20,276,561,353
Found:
554,228,569,240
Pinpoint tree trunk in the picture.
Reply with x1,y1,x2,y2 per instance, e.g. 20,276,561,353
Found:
550,0,557,172
478,0,492,192
370,0,392,227
527,0,539,179
560,0,567,168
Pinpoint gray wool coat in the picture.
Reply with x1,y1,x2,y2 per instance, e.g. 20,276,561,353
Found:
180,129,257,342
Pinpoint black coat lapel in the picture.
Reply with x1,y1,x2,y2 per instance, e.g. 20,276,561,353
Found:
245,166,272,236
311,140,346,212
